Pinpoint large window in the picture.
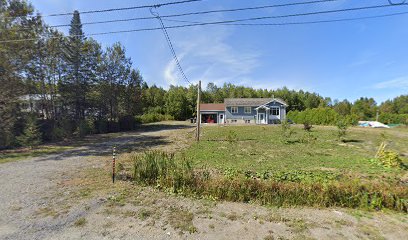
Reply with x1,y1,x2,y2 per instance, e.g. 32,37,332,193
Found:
244,106,251,114
231,106,238,113
271,107,280,116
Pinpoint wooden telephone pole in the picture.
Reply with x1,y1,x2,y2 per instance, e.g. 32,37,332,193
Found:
196,80,201,141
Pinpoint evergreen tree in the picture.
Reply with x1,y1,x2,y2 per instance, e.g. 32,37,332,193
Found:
17,116,42,148
0,0,42,148
61,10,88,121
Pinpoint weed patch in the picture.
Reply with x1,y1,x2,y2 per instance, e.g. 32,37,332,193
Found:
74,217,87,227
131,151,408,212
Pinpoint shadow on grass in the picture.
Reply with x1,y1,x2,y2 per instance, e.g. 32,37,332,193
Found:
342,139,364,143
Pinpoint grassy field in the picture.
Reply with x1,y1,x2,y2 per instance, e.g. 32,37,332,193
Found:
183,125,408,181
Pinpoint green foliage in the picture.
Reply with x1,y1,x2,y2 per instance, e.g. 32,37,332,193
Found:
131,152,408,212
288,107,339,126
336,118,349,141
280,119,295,143
75,120,93,138
135,113,174,124
17,117,42,148
165,86,191,120
244,170,340,184
374,143,403,168
378,113,408,125
351,97,377,120
226,130,238,143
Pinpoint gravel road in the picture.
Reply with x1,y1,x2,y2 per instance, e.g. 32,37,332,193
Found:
1,123,407,240
0,124,191,240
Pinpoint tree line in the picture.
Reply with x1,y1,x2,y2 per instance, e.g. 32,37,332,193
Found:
1,0,407,149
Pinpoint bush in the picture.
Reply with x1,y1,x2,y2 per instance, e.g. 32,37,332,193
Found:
119,115,138,131
280,120,295,143
336,118,349,141
378,113,408,125
131,151,408,212
95,120,108,134
226,130,238,143
135,113,174,124
75,120,93,138
17,116,42,148
375,142,403,168
288,108,340,126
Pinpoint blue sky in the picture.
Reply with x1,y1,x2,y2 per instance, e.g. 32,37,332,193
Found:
29,0,408,103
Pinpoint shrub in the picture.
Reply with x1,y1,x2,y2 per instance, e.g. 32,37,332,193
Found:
130,151,408,212
17,116,42,148
378,113,408,125
135,113,174,124
336,118,349,141
375,142,403,168
95,120,108,134
119,115,138,131
75,120,92,138
288,108,340,126
226,130,238,143
281,120,295,143
303,123,312,131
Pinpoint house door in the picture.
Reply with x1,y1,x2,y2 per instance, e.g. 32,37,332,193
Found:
219,114,224,124
258,113,265,124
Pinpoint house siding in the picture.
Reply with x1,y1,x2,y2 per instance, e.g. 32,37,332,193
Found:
264,101,286,122
199,98,287,124
225,106,257,123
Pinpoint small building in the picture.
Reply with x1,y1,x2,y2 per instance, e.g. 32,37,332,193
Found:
200,98,288,124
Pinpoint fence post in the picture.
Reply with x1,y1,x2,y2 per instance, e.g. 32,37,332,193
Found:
112,146,116,183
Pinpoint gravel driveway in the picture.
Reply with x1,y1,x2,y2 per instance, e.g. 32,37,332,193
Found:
0,123,192,240
1,123,407,240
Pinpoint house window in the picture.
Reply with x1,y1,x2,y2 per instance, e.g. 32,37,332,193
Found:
244,106,251,114
271,107,280,116
231,107,238,114
231,119,237,123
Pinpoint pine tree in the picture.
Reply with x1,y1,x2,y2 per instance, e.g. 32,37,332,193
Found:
61,10,87,121
0,0,43,148
17,117,42,149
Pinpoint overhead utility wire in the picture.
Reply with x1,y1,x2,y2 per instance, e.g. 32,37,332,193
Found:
2,3,408,43
150,7,192,85
2,0,202,20
163,10,408,26
17,1,408,31
41,0,341,28
388,0,407,4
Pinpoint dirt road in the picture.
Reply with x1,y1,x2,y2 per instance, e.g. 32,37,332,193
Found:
0,122,407,240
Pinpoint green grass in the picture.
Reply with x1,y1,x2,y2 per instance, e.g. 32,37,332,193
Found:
183,125,408,179
0,145,74,164
126,125,408,212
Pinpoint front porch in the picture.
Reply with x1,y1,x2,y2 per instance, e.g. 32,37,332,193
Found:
255,105,281,124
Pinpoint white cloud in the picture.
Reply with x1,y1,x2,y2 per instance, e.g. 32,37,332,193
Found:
162,24,260,87
373,77,408,89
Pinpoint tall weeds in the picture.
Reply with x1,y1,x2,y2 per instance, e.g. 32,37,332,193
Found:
132,151,408,213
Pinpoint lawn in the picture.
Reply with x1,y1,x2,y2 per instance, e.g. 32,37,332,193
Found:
183,125,408,180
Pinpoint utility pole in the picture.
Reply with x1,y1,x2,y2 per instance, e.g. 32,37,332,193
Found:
196,80,201,141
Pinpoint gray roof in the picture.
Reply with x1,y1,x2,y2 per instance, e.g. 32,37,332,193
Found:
224,98,288,107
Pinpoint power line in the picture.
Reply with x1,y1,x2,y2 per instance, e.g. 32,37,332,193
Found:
12,0,341,31
150,7,192,85
2,0,202,20
163,10,408,26
2,4,408,44
15,1,408,32
41,0,342,29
